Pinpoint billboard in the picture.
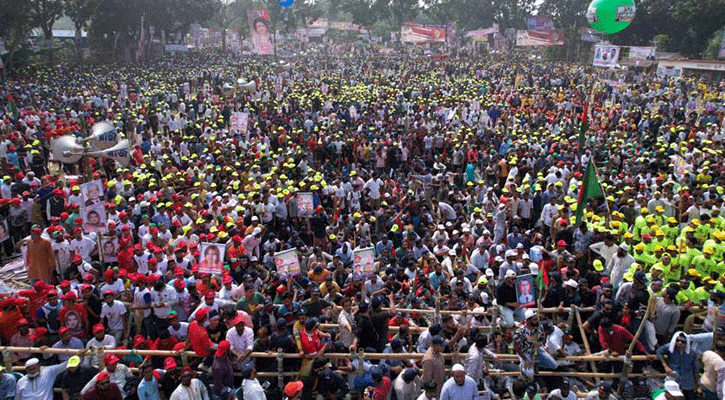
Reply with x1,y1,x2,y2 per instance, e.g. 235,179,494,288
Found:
527,15,553,31
465,25,499,41
516,29,564,46
401,22,446,43
247,9,274,55
629,46,656,61
593,44,620,67
579,27,600,43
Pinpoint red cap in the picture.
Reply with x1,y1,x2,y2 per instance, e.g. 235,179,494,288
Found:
81,283,93,292
30,327,48,340
276,285,286,294
61,292,77,301
173,279,186,289
92,324,105,334
103,289,115,296
17,318,29,326
34,280,46,291
557,240,567,247
148,257,158,265
215,340,231,357
174,267,184,276
233,315,245,325
73,227,82,234
205,291,215,299
133,334,146,348
103,353,120,365
164,357,177,370
223,275,232,285
284,381,304,398
104,269,115,278
59,280,71,288
232,235,242,243
83,274,94,282
58,326,70,336
195,307,209,322
97,371,111,381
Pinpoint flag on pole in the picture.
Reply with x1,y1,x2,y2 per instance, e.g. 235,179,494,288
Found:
578,102,588,150
7,94,18,121
574,158,603,224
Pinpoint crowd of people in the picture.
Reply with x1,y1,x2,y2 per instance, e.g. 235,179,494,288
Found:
0,49,723,400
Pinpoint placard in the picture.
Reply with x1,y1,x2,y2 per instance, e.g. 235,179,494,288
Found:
274,248,301,278
593,44,620,67
297,192,314,217
82,203,107,234
199,242,226,275
81,179,104,208
0,220,9,243
516,274,536,308
353,247,375,279
230,112,248,133
101,236,119,263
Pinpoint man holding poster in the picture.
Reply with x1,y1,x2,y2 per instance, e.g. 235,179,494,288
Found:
248,9,275,55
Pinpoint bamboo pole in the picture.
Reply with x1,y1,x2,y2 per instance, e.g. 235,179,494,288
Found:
0,346,653,362
617,295,656,395
575,307,600,385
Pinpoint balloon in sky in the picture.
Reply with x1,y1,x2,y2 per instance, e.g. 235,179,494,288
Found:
279,0,294,7
586,0,636,34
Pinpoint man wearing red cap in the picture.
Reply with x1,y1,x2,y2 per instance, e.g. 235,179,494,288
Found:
46,188,66,222
9,318,33,363
52,229,72,278
81,354,133,397
70,227,97,263
83,370,123,400
51,326,85,362
186,307,217,362
27,224,56,282
84,324,116,367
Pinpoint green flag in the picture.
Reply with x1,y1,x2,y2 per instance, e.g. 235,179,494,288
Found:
575,159,604,224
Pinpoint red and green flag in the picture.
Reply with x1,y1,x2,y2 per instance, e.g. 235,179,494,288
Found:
7,94,18,121
575,158,603,224
578,102,588,150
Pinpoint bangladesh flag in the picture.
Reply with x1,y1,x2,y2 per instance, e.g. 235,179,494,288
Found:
574,158,604,224
578,102,588,151
7,94,18,121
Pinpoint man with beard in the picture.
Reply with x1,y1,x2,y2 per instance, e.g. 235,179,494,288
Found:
169,367,210,400
60,356,97,400
513,310,557,379
439,364,478,400
15,358,69,400
82,371,123,400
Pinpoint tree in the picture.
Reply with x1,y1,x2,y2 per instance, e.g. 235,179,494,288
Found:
212,0,245,52
377,0,418,32
0,0,31,69
63,0,99,59
29,0,64,49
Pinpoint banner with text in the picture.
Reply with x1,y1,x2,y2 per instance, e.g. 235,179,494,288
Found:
274,248,301,278
516,29,564,46
401,22,446,43
527,15,553,31
629,46,656,61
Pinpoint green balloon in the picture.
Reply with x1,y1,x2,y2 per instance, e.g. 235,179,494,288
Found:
587,0,636,34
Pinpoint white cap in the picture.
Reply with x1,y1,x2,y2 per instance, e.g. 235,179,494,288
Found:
564,279,578,289
664,381,683,397
251,216,259,221
529,263,539,274
485,268,494,277
448,249,456,256
495,256,503,262
505,269,517,278
475,219,483,224
505,250,516,257
25,358,39,367
524,309,537,320
462,227,471,233
516,243,524,249
437,225,444,230
620,243,629,251
253,227,262,235
452,364,465,372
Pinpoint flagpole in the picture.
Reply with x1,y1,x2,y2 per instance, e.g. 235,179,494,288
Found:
590,160,613,229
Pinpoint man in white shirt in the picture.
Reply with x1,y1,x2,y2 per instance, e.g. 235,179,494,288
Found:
84,324,117,367
226,315,254,368
241,364,266,400
548,379,576,400
393,367,422,400
70,228,97,261
101,290,128,344
169,367,210,400
363,173,384,207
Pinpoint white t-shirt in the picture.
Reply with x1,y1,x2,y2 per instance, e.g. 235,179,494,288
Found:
549,389,576,400
168,322,190,340
101,300,127,330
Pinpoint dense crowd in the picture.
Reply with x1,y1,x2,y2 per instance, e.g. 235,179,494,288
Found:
0,49,723,400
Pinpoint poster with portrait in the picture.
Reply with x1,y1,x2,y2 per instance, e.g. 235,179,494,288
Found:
199,242,225,275
100,236,119,263
297,192,314,217
82,203,107,234
592,44,620,67
81,179,104,208
516,274,536,308
274,248,301,278
230,112,248,133
353,247,375,279
629,46,656,61
247,9,275,55
0,220,9,243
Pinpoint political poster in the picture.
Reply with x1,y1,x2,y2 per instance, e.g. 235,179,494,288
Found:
629,46,656,61
297,192,314,217
401,22,446,43
673,155,691,180
579,27,600,43
81,179,104,208
516,274,536,308
100,236,119,263
527,15,553,31
199,242,225,274
82,203,107,234
657,65,682,78
247,9,274,55
0,220,9,243
274,248,301,278
353,247,376,279
230,112,248,133
465,25,499,41
515,29,564,46
593,44,620,67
